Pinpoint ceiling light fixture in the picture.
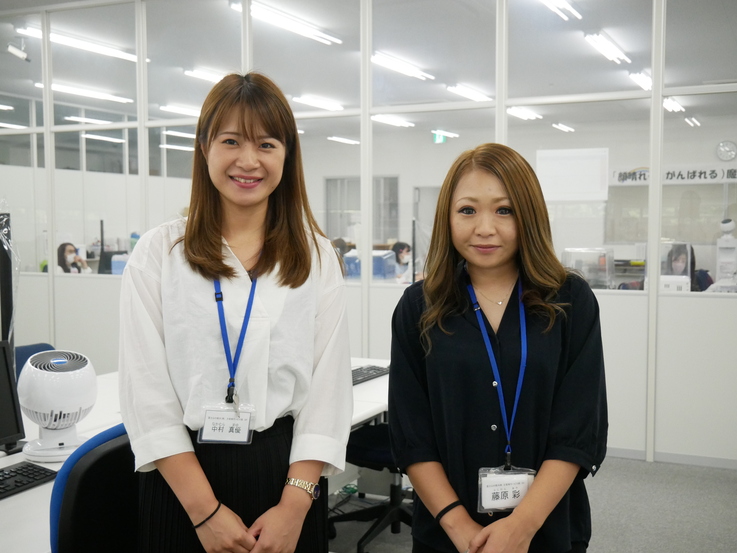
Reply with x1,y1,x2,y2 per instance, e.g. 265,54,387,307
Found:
446,84,492,102
64,115,112,124
81,133,125,144
552,123,575,132
431,130,459,138
230,1,341,45
160,144,195,152
584,33,631,64
7,43,30,62
292,95,343,111
184,69,226,83
507,107,543,120
629,72,652,91
0,122,27,129
297,129,304,134
663,97,685,112
160,105,201,117
35,82,134,104
327,136,360,145
540,0,582,21
684,117,700,127
0,104,14,111
163,130,197,139
371,114,415,128
17,27,138,62
371,52,434,80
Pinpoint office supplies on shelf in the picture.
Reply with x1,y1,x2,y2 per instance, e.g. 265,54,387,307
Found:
352,365,389,386
0,460,56,501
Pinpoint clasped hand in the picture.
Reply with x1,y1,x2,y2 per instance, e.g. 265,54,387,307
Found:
196,502,307,553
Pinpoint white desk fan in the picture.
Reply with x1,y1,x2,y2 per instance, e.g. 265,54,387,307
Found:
16,350,97,463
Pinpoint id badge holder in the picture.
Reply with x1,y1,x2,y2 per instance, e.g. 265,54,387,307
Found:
478,466,537,513
198,402,255,445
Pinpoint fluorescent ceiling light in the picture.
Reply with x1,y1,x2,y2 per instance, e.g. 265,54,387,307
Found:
371,52,434,80
0,122,27,129
160,144,195,152
64,115,112,124
585,33,631,64
292,95,343,111
230,1,341,45
684,117,700,127
82,133,125,144
540,0,582,21
447,84,492,102
7,43,29,62
164,130,197,139
17,27,138,63
552,123,575,132
629,72,652,91
327,136,360,145
0,104,14,111
35,82,134,104
663,97,685,112
184,69,226,83
160,105,201,117
297,129,304,134
371,114,415,128
507,107,542,120
431,130,459,138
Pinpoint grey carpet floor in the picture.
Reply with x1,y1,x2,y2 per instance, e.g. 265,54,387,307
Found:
328,457,737,553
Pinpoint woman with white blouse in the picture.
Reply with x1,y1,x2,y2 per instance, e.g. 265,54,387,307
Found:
118,73,352,553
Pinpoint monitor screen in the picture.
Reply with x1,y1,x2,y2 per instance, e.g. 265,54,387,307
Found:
0,340,25,454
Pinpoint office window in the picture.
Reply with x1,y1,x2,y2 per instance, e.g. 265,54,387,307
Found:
325,176,398,245
85,129,125,174
0,134,32,168
373,0,495,107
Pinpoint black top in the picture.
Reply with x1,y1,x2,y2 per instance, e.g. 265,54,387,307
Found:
388,272,608,553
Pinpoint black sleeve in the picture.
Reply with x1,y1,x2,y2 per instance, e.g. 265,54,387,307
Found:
544,276,608,477
388,284,442,472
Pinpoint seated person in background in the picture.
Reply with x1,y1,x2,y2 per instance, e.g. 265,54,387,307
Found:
332,237,349,256
391,241,412,281
56,242,92,274
665,243,713,291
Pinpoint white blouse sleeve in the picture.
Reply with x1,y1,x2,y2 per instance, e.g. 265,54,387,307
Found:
289,244,353,476
118,232,194,472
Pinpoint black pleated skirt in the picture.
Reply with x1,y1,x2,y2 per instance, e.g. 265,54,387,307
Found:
137,416,328,553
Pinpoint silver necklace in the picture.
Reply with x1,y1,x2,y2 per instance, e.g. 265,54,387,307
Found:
476,277,517,306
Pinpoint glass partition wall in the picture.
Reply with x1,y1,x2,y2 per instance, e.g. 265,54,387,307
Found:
0,1,736,357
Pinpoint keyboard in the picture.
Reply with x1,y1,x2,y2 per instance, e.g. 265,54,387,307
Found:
352,364,390,386
0,460,57,500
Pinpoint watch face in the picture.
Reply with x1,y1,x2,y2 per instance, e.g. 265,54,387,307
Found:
312,483,321,500
717,141,737,161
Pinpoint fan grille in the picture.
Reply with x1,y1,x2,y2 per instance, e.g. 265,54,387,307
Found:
29,351,89,372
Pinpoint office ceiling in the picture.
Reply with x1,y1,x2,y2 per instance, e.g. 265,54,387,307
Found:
0,0,735,133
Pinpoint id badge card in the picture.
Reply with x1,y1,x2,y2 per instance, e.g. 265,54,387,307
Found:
198,402,255,444
478,466,537,513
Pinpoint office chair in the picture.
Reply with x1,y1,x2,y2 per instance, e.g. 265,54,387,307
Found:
329,422,412,553
49,423,137,553
14,342,54,378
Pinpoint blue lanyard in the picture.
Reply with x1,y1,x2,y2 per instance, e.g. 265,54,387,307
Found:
467,279,527,469
214,278,257,403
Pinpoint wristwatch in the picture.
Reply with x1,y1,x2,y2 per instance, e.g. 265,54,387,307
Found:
285,477,320,500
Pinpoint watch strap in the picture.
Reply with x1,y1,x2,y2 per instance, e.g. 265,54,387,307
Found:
285,477,319,500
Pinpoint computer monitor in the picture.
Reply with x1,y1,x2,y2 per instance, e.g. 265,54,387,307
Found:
98,250,128,274
0,340,25,455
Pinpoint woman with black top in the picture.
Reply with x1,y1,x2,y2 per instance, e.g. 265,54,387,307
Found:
388,143,607,553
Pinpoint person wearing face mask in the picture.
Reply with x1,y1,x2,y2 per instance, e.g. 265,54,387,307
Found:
665,243,713,291
392,241,413,282
56,242,92,274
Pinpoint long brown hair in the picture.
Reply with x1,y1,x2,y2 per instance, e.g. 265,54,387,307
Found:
182,72,324,286
420,143,567,347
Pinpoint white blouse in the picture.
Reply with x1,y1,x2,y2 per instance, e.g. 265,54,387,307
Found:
118,218,353,475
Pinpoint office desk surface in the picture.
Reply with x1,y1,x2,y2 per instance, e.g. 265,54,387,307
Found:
0,359,389,553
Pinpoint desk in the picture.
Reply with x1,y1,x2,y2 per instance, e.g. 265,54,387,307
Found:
0,358,388,553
